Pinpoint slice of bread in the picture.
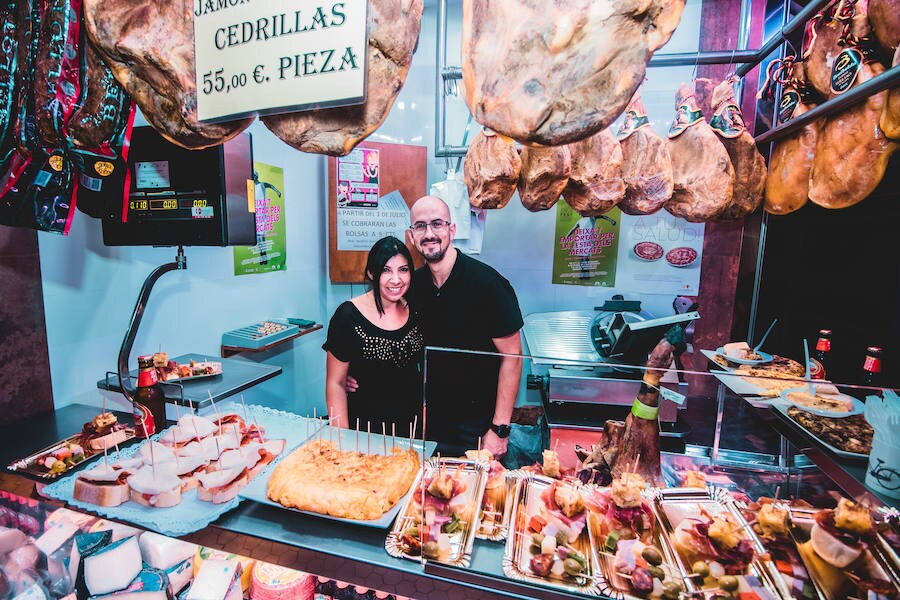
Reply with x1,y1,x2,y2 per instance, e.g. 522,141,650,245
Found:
73,478,131,507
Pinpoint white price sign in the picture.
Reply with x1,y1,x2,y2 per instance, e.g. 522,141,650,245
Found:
193,0,367,123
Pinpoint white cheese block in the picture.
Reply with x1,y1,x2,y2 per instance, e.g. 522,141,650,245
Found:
186,559,242,600
83,536,142,596
88,519,142,542
166,557,195,595
138,531,196,571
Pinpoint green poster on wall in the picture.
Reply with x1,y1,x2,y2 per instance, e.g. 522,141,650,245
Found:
552,200,621,286
233,162,286,276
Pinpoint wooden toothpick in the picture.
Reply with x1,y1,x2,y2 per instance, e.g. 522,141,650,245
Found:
382,422,387,455
356,418,360,454
367,421,371,455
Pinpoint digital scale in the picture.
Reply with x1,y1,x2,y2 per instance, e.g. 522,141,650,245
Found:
102,126,256,247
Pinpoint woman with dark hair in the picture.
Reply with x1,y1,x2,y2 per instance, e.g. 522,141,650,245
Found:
323,236,424,434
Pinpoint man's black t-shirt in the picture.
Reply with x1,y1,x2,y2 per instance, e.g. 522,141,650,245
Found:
412,252,523,448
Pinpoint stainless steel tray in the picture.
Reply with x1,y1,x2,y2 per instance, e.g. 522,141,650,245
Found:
385,457,487,567
475,468,521,542
587,487,684,600
503,473,602,595
654,487,793,599
789,506,900,600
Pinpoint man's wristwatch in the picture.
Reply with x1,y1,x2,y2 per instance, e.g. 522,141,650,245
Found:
489,422,511,439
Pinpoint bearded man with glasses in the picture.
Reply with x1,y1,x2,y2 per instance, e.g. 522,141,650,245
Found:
406,195,523,458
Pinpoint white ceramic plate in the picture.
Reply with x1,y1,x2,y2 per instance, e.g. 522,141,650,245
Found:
714,346,774,366
778,386,865,417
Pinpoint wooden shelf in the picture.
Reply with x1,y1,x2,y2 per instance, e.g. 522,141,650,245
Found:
220,324,322,358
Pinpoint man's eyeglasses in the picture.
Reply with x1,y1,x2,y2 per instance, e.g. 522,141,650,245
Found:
409,219,451,235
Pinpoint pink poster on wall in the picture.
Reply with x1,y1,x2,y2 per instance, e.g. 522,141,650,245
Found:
336,148,380,209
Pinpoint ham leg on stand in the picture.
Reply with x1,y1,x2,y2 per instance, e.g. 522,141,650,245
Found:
611,327,684,485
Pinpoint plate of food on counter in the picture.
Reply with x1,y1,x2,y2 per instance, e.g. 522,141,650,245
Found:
385,457,487,565
654,487,793,600
243,424,436,528
503,473,599,594
586,473,687,600
153,352,223,382
778,383,864,417
782,405,873,458
712,342,774,366
790,498,900,600
7,411,136,479
41,406,300,536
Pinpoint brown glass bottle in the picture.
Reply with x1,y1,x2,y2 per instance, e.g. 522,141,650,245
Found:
809,329,832,380
862,346,883,388
133,355,166,437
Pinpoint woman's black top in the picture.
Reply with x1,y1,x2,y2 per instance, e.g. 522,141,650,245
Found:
323,301,424,433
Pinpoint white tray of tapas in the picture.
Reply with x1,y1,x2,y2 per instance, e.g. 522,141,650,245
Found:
242,425,436,529
42,404,308,536
385,457,487,566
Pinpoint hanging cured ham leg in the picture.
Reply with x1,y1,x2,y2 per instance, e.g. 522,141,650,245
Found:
763,60,822,215
808,59,897,208
708,79,767,220
83,0,252,149
461,0,686,146
463,129,521,209
517,145,571,212
881,47,900,140
617,92,674,216
561,127,625,216
611,327,684,485
664,83,735,222
868,0,900,57
262,0,423,155
803,0,871,100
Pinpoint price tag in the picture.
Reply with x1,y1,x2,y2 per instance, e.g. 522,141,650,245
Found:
659,386,687,406
193,0,368,122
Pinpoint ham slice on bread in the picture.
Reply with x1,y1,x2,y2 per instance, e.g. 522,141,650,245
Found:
74,465,132,507
128,467,183,508
197,466,248,504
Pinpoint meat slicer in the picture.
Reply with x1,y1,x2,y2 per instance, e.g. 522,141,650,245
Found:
522,296,700,448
